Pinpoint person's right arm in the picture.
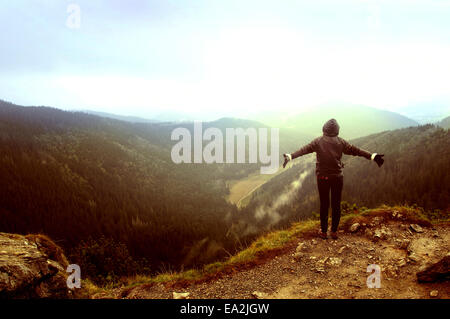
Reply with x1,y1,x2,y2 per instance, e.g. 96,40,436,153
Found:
291,139,318,159
283,139,318,168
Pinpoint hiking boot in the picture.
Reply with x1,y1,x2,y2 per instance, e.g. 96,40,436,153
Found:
318,231,327,239
330,231,338,240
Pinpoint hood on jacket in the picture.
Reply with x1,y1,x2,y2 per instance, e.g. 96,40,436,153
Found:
322,118,340,137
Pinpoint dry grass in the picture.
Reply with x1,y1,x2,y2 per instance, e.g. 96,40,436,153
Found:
25,233,69,268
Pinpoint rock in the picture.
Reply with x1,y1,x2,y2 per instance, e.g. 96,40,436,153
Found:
347,279,362,288
349,223,360,233
392,211,403,219
373,226,391,241
408,253,421,263
407,238,439,265
0,233,70,299
314,267,325,273
314,257,329,273
251,291,267,299
295,242,305,252
410,224,424,233
430,290,439,297
338,246,347,254
385,265,399,278
173,292,190,299
327,257,342,266
373,216,384,225
364,228,373,237
397,239,410,250
292,252,303,261
416,256,450,283
397,258,407,267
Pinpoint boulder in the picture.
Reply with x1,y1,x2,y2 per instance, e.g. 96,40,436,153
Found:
0,233,70,298
416,256,450,283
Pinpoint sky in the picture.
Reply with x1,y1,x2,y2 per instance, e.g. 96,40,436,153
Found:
1,0,450,120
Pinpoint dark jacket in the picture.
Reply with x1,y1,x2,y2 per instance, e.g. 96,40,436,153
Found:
291,119,371,176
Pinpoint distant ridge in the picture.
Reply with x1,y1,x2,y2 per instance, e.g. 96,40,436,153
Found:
79,110,159,123
252,103,419,139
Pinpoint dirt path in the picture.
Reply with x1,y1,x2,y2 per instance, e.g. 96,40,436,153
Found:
116,218,450,299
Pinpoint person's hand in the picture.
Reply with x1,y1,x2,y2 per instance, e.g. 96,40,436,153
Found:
283,153,292,168
373,154,384,167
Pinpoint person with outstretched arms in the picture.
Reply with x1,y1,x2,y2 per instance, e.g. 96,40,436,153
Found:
283,119,384,240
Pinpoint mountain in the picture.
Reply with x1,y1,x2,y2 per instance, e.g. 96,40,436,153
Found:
79,110,159,123
252,103,419,139
397,103,450,124
437,116,450,129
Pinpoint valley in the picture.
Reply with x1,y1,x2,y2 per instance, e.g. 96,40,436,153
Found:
0,99,448,289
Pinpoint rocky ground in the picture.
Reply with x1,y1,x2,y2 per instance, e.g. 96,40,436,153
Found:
116,212,450,299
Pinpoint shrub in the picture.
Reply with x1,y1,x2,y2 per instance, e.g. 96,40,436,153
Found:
70,236,143,286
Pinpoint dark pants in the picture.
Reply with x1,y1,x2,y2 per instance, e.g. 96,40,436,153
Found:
317,175,343,233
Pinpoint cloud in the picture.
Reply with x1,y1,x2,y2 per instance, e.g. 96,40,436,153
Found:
1,1,450,115
254,170,310,227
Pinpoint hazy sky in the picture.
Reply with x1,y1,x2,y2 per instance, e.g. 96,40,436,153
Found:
1,0,450,119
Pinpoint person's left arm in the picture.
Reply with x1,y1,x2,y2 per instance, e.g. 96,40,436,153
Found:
341,138,384,167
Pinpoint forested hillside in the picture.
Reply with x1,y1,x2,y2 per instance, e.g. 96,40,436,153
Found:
239,125,449,234
0,100,274,283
